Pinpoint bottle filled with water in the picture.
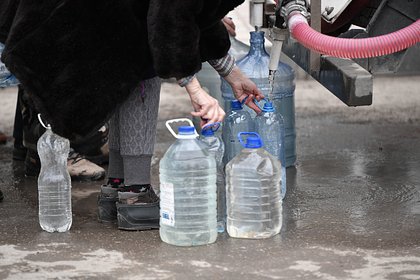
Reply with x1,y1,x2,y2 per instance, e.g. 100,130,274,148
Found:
255,100,287,199
235,31,296,167
159,119,217,246
199,123,226,233
37,114,72,233
222,100,254,164
226,132,282,239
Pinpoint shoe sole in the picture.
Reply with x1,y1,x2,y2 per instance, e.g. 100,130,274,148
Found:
116,202,160,231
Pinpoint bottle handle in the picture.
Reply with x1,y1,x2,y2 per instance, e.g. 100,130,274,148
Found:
37,114,51,129
165,118,198,139
201,122,222,133
240,96,265,111
237,132,261,147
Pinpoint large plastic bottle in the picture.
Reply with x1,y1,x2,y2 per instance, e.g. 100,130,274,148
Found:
160,119,217,246
235,31,296,167
199,123,226,233
37,114,72,233
255,100,287,199
222,100,254,164
226,132,282,239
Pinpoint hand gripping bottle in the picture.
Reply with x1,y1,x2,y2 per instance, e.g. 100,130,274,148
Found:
199,122,226,233
159,119,217,246
222,100,254,165
255,100,287,199
37,114,72,232
226,132,282,239
235,31,296,166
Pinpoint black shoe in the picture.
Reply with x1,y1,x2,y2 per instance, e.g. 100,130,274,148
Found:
116,185,160,231
97,178,124,223
0,190,3,202
97,185,119,223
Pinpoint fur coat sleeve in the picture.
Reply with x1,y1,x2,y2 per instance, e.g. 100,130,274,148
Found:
0,0,244,140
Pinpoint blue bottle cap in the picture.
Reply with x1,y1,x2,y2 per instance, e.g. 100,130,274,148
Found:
231,100,243,110
245,136,263,148
262,101,275,112
238,132,263,149
178,126,195,135
201,128,214,136
201,122,221,137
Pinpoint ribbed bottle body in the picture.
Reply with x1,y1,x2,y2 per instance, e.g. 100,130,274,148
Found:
159,138,217,246
199,134,226,232
255,111,287,198
226,149,282,239
37,129,72,233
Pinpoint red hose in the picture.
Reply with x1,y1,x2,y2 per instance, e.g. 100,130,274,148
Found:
288,13,420,58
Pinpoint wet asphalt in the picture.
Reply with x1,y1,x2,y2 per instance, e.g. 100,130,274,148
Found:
0,72,419,279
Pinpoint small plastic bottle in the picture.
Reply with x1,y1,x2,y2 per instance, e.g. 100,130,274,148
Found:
222,100,254,165
226,132,282,239
199,123,226,233
160,119,217,246
255,100,287,199
37,114,72,233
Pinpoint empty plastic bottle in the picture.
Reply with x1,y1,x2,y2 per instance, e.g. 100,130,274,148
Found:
226,132,282,239
235,31,296,167
160,119,217,246
222,100,254,164
199,123,226,233
37,114,72,233
255,100,287,199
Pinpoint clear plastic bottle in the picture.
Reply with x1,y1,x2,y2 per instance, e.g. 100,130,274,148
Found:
199,123,226,233
222,100,254,165
255,100,287,199
37,116,72,233
226,132,282,239
236,31,296,167
160,119,217,246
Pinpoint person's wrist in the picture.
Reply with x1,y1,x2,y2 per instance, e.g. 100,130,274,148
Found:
185,77,202,96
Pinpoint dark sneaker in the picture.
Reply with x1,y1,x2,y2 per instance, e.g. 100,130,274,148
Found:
0,190,3,202
116,185,160,231
71,124,109,165
97,185,119,223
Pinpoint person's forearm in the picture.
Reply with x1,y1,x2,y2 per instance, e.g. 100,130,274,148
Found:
208,53,235,77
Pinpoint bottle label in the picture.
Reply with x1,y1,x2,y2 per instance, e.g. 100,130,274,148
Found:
160,182,175,227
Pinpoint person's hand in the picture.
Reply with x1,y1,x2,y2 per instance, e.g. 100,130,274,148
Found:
222,17,236,37
224,66,265,113
185,77,226,127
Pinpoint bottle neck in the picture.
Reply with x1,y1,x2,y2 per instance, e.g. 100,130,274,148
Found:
248,42,266,56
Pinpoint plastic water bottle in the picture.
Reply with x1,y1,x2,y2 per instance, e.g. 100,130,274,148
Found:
255,100,287,199
236,31,296,167
226,132,282,239
159,119,217,246
222,100,254,164
199,123,226,233
37,114,72,233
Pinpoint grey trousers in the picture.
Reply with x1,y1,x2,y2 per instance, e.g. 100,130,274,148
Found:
107,77,161,185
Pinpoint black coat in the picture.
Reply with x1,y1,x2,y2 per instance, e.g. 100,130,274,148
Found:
0,0,243,140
